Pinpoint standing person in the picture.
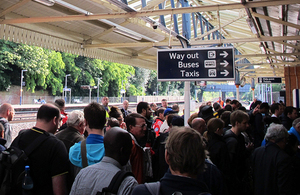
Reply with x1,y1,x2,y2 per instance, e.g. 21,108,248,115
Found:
150,103,158,117
69,102,106,168
152,108,165,137
281,106,298,130
55,110,85,152
10,103,68,195
161,99,168,108
270,103,284,124
55,110,86,191
230,100,240,111
70,127,138,195
101,96,110,118
288,117,300,144
136,101,154,146
132,127,208,195
223,110,252,195
0,123,6,151
252,102,270,148
205,118,230,178
55,99,68,128
252,124,294,195
225,99,231,105
125,113,147,184
121,100,131,120
191,117,206,135
250,97,258,110
0,103,15,147
216,97,224,107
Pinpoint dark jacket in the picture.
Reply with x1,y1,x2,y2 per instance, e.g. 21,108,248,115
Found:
120,108,131,119
252,142,294,195
206,133,230,176
132,172,210,195
55,126,84,152
152,132,169,181
281,115,293,130
223,130,251,195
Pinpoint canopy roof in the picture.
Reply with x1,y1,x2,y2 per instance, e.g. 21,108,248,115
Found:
0,0,299,82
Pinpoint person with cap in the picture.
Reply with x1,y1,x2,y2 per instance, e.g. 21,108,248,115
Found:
198,105,214,124
159,108,177,133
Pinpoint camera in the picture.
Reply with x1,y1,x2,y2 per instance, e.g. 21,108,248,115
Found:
152,22,159,29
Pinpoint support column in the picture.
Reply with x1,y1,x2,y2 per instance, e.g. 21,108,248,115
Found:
236,85,240,100
184,82,190,126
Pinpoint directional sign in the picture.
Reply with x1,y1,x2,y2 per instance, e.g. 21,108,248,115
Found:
258,77,282,84
157,47,235,81
63,88,71,91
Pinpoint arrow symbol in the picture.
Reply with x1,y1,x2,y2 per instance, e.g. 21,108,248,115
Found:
220,60,229,67
220,51,228,58
221,70,229,77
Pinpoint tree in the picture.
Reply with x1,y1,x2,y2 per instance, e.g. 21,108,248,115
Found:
12,43,49,93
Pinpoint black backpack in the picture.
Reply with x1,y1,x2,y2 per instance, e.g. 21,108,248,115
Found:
96,170,134,195
0,131,50,195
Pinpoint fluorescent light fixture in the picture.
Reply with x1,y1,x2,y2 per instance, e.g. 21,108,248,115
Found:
34,0,55,6
246,17,258,35
113,28,142,40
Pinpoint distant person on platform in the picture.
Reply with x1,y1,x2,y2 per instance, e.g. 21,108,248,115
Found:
55,99,68,129
0,103,15,147
161,99,170,109
121,100,131,120
216,97,224,107
102,96,110,118
250,97,258,110
150,103,158,117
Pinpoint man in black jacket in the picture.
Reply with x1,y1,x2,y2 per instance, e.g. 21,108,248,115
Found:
252,124,294,195
223,110,252,195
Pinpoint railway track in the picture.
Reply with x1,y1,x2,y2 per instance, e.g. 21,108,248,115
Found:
11,100,186,123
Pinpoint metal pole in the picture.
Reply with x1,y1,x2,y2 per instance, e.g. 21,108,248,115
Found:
184,82,190,126
270,84,273,103
89,87,91,103
97,79,99,103
20,70,27,105
64,74,71,103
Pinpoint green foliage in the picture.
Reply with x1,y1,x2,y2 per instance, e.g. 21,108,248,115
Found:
102,61,134,97
44,50,65,95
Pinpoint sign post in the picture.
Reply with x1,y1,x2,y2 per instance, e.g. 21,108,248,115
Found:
157,47,235,81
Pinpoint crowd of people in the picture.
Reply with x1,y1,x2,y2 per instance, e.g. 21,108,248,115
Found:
0,96,299,195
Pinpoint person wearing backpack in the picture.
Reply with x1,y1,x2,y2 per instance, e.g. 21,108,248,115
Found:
70,127,137,195
132,126,210,195
5,103,69,195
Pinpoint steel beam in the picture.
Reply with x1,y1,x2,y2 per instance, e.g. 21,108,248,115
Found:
1,0,298,24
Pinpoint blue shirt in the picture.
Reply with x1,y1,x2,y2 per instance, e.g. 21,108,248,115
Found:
69,134,105,167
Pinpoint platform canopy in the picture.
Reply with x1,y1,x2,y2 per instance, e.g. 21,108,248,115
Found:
0,0,299,82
